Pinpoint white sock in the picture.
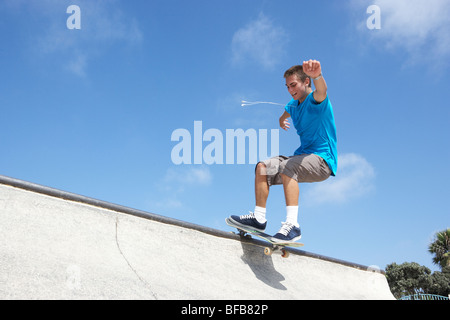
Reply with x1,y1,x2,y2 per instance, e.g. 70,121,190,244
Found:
253,206,267,223
286,206,299,227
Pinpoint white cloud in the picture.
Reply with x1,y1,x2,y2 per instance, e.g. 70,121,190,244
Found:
15,0,143,76
163,166,213,187
65,52,87,77
304,153,375,205
231,13,289,70
353,0,450,68
152,166,213,210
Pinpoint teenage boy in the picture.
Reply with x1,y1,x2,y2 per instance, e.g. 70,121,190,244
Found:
229,59,337,242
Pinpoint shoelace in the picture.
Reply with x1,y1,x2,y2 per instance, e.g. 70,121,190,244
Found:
277,222,294,236
240,212,255,220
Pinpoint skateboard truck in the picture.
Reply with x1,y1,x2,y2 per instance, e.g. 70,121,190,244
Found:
264,245,290,258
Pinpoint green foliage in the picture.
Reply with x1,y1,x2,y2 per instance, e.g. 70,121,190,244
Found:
428,266,450,297
385,262,432,299
428,228,450,270
386,229,450,299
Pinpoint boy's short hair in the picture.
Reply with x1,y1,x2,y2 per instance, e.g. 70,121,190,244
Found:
284,65,311,88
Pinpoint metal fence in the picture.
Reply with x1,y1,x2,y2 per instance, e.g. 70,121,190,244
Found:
399,294,449,300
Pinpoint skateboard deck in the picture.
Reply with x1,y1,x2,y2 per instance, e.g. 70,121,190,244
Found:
225,217,304,258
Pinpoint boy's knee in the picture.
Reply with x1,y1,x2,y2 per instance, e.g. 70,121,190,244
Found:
255,162,267,176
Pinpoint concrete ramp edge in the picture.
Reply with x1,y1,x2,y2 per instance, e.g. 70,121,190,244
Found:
0,174,395,299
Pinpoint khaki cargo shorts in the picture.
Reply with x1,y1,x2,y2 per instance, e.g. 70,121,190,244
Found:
256,154,332,186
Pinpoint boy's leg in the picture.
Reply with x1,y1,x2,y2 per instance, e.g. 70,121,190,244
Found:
229,156,288,231
228,162,270,232
281,172,299,206
281,173,299,227
254,156,291,221
255,162,269,207
273,154,331,242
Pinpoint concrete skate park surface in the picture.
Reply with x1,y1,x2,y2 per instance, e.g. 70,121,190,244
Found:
0,175,394,300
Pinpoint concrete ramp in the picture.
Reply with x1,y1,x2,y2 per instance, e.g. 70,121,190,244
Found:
0,175,394,300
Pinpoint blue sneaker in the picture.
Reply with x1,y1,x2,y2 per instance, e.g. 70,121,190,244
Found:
229,212,267,232
272,222,301,242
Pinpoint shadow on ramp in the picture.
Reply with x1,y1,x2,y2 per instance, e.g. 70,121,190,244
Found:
239,242,287,291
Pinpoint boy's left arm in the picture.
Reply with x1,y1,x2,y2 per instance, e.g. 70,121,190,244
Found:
303,59,327,103
279,110,291,131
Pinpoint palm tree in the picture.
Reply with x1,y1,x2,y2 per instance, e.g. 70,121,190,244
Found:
428,228,450,270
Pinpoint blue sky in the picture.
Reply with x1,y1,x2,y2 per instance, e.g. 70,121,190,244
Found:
1,0,449,273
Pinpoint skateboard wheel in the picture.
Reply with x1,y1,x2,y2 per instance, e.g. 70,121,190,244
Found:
264,247,273,256
281,249,289,258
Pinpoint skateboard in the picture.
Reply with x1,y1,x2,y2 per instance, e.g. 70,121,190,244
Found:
225,218,304,258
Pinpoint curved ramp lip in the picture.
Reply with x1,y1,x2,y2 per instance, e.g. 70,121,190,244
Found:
0,174,383,274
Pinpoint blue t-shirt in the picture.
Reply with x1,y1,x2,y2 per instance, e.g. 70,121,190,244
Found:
284,92,337,176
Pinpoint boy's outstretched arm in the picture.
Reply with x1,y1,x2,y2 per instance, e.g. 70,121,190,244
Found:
303,59,327,103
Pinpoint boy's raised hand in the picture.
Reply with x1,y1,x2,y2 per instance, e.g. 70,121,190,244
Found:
302,59,322,79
